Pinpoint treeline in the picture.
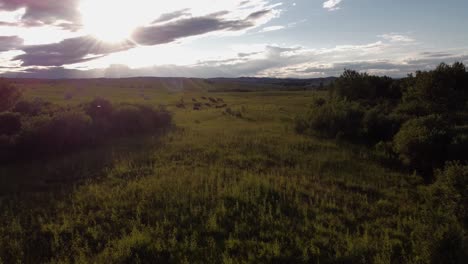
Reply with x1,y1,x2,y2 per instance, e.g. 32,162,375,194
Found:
296,62,468,181
0,79,172,163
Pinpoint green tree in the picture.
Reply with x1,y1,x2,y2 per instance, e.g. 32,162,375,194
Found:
398,62,468,117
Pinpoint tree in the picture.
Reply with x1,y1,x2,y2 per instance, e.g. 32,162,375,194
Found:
399,62,468,116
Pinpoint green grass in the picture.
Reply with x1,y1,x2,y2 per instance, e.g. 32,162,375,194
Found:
0,86,455,263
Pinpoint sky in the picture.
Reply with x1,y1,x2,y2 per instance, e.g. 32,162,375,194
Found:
0,0,467,79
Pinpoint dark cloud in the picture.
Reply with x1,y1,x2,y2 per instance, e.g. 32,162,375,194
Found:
420,51,454,58
247,10,271,20
238,51,261,57
0,35,23,51
0,0,80,25
14,36,135,66
133,10,272,46
151,9,191,24
3,53,468,79
0,21,18,26
0,66,104,79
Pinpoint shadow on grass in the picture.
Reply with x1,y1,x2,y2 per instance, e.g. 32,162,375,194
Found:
0,135,164,195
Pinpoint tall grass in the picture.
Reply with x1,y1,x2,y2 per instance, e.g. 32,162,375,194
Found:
0,91,462,263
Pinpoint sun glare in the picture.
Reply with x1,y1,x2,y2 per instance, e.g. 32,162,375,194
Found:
78,0,262,43
79,0,155,43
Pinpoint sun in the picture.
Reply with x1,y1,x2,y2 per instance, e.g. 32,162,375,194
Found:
79,0,155,43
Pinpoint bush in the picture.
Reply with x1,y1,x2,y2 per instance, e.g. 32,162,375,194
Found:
400,62,468,115
4,98,173,162
18,112,93,156
424,162,468,263
84,98,115,137
0,135,15,161
112,105,152,136
432,162,468,223
13,98,60,117
0,79,22,112
331,70,398,103
393,115,452,180
298,99,364,140
0,112,21,136
361,105,400,143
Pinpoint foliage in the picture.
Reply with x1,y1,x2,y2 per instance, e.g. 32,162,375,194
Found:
400,62,468,116
17,112,93,156
0,79,22,112
298,62,468,178
1,97,172,162
418,162,468,263
393,115,452,180
297,98,364,140
331,69,400,103
0,79,466,263
0,112,21,136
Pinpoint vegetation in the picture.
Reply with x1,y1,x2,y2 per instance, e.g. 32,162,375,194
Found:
0,84,172,162
297,62,467,181
0,66,467,263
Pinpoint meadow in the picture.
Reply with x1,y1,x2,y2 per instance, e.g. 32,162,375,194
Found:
0,79,465,263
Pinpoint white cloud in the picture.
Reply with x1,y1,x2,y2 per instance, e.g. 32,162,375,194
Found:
323,0,343,11
260,25,285,32
379,33,415,43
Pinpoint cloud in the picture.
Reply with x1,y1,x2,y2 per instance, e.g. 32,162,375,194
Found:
260,25,285,32
379,33,415,43
0,36,23,51
151,9,191,24
1,1,281,67
133,10,274,46
323,0,343,11
0,0,80,25
14,36,135,66
3,49,468,79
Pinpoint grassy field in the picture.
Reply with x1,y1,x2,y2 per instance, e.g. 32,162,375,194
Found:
0,84,456,263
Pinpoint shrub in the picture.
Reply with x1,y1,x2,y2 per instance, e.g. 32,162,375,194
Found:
85,98,114,121
0,112,21,136
18,112,92,156
331,70,397,103
84,98,114,137
361,105,400,143
393,115,452,180
423,162,468,263
111,104,171,136
0,79,22,112
13,98,59,117
0,135,15,161
400,62,468,115
298,99,364,140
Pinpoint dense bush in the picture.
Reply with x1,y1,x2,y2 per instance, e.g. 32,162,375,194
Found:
297,62,467,178
0,112,21,136
393,115,452,180
361,104,400,142
421,162,468,263
297,99,363,140
17,112,93,156
1,97,172,163
0,79,22,112
331,70,400,103
13,98,52,116
406,63,467,112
